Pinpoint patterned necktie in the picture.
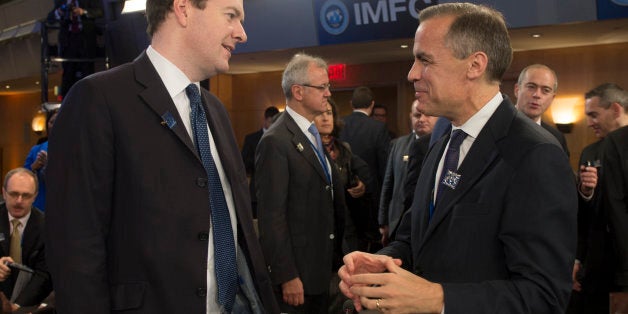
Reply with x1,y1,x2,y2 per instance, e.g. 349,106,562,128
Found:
10,219,22,264
433,129,468,215
186,84,237,312
307,124,330,182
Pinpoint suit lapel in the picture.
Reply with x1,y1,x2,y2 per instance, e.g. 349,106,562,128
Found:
21,209,42,261
134,53,197,157
420,99,515,245
284,114,330,183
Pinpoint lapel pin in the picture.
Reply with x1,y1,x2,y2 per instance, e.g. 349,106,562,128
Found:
403,155,409,162
161,111,177,129
442,170,462,190
296,143,304,152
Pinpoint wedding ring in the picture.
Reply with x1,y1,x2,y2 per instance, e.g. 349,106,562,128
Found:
376,298,383,312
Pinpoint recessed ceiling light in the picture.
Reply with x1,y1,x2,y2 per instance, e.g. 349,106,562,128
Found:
400,44,409,48
5,85,9,89
35,81,40,85
531,33,542,38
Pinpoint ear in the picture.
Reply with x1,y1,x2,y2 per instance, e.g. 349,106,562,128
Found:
513,83,520,97
292,85,304,101
467,51,488,80
611,102,623,118
173,0,190,27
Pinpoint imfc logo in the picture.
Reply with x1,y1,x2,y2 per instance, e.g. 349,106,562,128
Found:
320,0,350,35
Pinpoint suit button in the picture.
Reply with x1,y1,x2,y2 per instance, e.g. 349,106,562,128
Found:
329,233,335,240
198,232,209,241
325,185,331,191
196,178,207,187
196,288,207,297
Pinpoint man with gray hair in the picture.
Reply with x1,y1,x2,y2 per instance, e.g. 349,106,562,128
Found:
256,53,348,312
514,63,569,156
339,3,576,313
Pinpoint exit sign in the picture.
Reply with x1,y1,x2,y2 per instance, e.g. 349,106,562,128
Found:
328,64,346,80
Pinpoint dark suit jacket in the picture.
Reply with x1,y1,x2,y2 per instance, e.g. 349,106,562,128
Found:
255,112,346,295
46,52,278,313
380,99,577,313
541,121,570,157
241,129,263,205
378,133,414,234
48,0,103,56
403,134,431,211
602,126,628,289
0,204,51,306
339,111,391,196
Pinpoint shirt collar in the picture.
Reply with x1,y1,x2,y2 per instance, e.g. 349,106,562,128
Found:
453,92,503,139
146,46,194,97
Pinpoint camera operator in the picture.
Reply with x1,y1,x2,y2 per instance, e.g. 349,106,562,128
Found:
47,0,103,98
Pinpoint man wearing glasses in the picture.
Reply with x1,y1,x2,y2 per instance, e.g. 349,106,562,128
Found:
256,53,348,312
0,168,51,310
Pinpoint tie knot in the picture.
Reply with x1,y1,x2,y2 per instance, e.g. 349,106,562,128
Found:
449,129,467,149
11,219,21,229
308,124,319,136
185,84,201,104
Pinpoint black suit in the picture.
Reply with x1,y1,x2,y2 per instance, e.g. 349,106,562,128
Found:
255,111,347,311
602,126,628,290
403,134,431,211
0,204,51,306
241,129,264,217
46,52,278,313
541,121,570,157
48,0,103,97
379,98,577,313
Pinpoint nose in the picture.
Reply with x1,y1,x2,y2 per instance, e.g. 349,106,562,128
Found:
407,61,422,83
235,22,247,43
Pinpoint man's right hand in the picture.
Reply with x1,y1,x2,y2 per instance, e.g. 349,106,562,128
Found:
0,257,14,282
281,277,304,306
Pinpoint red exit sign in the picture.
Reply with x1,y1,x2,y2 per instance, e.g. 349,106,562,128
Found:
328,64,346,80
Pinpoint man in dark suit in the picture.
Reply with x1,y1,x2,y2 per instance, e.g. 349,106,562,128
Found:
0,168,51,310
378,100,437,245
569,83,628,314
255,53,347,313
339,86,391,252
241,106,279,218
338,3,577,313
514,64,570,157
47,0,103,98
45,0,279,313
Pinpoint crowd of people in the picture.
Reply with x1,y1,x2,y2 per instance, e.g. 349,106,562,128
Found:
0,1,626,313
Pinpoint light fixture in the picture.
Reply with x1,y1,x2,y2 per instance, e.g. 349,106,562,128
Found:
31,110,47,135
4,85,9,89
531,33,542,38
400,44,408,49
121,0,146,14
551,97,579,133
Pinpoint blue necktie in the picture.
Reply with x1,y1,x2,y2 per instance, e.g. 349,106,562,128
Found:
307,124,331,183
186,84,237,312
433,129,468,218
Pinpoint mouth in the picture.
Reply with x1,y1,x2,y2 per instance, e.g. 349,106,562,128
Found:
222,44,234,56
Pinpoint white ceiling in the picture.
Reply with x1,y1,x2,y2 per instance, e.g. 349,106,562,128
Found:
2,17,628,95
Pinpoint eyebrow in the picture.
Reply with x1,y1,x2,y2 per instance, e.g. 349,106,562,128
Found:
227,6,244,21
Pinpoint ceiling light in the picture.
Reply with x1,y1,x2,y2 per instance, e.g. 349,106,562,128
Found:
35,81,39,85
5,85,9,89
400,44,408,48
531,33,542,38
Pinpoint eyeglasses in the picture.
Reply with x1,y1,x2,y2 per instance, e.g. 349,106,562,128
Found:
6,191,35,200
299,83,332,91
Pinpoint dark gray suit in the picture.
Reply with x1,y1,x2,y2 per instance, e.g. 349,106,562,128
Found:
0,204,51,306
541,121,570,157
378,133,414,236
380,99,577,313
255,111,346,309
46,52,278,313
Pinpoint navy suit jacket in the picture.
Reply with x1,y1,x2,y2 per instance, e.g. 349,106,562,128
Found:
46,52,278,313
255,112,347,295
380,99,577,313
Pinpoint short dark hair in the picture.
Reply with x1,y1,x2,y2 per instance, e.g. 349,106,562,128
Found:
146,0,208,37
264,106,280,119
418,3,512,83
327,98,343,138
351,86,373,109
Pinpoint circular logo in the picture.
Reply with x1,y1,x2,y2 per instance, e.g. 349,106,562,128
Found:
320,0,349,35
611,0,628,5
